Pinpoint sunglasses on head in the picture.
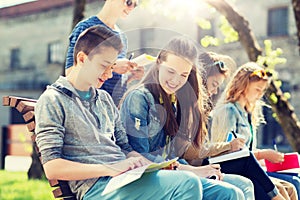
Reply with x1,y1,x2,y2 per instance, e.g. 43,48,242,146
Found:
250,69,272,79
125,0,138,8
213,61,228,73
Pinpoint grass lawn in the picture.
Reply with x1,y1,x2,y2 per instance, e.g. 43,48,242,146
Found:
0,170,55,200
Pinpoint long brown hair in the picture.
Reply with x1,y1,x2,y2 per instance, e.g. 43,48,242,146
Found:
123,36,208,147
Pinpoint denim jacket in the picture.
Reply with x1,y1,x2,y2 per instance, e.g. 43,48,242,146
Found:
211,102,257,149
120,87,190,163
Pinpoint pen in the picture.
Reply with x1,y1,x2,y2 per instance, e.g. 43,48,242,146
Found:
231,131,238,138
273,139,278,151
128,52,134,60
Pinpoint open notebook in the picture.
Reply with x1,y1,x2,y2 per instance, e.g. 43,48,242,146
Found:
208,148,250,164
102,158,178,195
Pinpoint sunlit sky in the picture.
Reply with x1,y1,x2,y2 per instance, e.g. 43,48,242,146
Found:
0,0,37,9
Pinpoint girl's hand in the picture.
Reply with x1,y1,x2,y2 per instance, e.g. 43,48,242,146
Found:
127,66,145,83
230,138,245,151
162,161,180,170
181,164,223,180
259,149,284,163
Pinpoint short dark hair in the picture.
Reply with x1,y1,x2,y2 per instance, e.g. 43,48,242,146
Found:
74,25,123,65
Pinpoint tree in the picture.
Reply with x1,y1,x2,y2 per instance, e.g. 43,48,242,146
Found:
72,0,86,30
27,0,88,179
292,0,300,55
203,0,300,152
61,0,87,76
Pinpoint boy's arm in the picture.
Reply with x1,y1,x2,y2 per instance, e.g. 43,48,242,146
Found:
43,157,148,180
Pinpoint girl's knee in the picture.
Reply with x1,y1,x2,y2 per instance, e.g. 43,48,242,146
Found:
226,187,244,200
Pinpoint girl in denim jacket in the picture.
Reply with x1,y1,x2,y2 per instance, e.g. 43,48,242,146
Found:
211,62,298,200
120,36,256,200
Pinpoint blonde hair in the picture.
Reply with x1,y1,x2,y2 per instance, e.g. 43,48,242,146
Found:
221,62,270,129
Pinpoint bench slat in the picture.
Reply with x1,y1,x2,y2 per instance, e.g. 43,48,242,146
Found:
52,184,75,198
16,101,36,113
23,111,35,122
3,95,77,199
26,121,36,132
2,96,10,106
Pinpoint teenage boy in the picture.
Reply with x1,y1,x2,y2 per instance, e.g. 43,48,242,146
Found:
35,25,202,200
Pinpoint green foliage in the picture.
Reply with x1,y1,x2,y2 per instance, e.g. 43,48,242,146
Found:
274,80,282,88
272,112,278,121
219,16,239,43
201,36,220,47
18,133,32,153
197,18,211,30
256,40,287,70
269,93,278,104
284,92,291,100
0,170,54,200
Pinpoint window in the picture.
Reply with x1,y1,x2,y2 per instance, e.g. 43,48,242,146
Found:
10,48,21,70
267,7,288,36
48,41,64,64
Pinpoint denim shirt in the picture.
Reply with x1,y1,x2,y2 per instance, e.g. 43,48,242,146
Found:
120,87,192,164
211,102,256,149
120,87,168,162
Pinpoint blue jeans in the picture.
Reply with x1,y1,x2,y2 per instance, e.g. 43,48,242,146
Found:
268,172,300,199
223,174,255,200
83,170,202,200
200,177,243,200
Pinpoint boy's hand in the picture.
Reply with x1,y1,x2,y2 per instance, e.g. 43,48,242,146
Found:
126,151,152,165
108,156,148,177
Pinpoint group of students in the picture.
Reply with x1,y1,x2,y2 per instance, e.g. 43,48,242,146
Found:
34,0,300,199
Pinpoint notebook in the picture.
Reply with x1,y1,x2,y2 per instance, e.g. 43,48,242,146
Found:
208,148,250,164
131,53,156,66
265,152,299,172
102,158,178,195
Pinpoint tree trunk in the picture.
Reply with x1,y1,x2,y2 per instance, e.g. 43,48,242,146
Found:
62,0,86,76
28,142,44,179
204,0,300,152
292,0,300,55
72,0,86,30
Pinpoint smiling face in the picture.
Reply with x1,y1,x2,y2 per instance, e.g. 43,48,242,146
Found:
117,0,138,19
244,79,268,104
158,54,192,94
206,72,226,97
81,46,118,89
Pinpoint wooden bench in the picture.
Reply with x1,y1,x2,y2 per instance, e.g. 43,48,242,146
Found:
3,96,77,200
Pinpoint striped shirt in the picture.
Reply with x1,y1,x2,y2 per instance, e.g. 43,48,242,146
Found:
65,16,128,105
